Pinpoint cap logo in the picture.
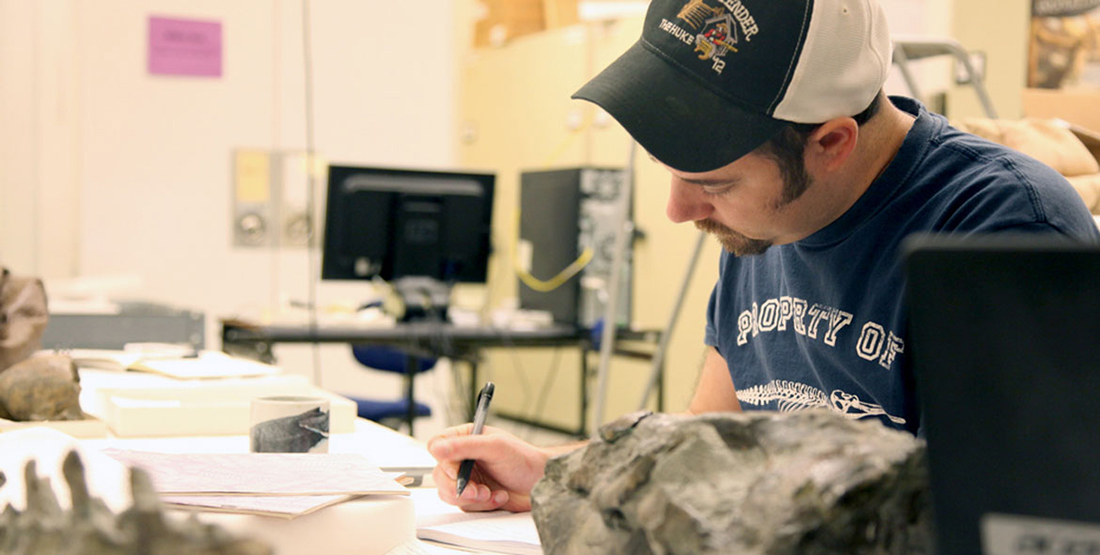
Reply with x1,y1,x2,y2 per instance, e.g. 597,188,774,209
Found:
658,0,761,75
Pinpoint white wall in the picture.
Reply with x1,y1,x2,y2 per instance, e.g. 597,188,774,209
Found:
0,1,81,278
0,0,461,437
880,0,956,99
72,0,456,319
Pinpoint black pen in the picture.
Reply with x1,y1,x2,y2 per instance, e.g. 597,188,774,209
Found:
456,381,495,497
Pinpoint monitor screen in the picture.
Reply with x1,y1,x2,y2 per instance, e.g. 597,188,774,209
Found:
321,165,494,284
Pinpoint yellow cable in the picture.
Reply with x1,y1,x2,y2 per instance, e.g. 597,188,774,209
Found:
517,247,594,292
513,210,594,292
512,107,597,292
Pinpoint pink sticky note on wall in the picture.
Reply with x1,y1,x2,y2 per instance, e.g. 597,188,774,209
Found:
148,16,222,77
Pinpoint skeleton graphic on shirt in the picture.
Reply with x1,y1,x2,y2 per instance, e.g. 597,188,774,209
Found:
737,380,906,425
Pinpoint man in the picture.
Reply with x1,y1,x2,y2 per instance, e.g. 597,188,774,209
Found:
429,0,1100,513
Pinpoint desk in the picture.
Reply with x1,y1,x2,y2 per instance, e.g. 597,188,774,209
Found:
0,421,435,555
221,319,663,437
1,352,537,555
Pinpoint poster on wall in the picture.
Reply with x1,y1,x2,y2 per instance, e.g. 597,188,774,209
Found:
1029,0,1100,88
148,16,222,78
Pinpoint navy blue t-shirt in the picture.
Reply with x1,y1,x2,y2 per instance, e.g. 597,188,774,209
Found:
704,97,1100,434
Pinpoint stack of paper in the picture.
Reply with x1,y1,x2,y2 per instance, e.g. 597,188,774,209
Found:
67,349,281,380
104,450,409,519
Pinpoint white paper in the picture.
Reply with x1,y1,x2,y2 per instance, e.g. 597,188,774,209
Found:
411,489,541,555
102,450,409,496
161,493,354,519
417,513,542,555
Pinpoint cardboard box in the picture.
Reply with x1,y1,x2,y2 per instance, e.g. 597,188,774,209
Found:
1022,88,1100,134
1071,124,1100,164
473,0,546,48
472,0,580,48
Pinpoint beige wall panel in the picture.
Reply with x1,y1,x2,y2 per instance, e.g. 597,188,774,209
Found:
459,26,596,432
584,16,722,418
0,0,38,272
630,157,723,414
459,15,723,435
0,0,80,278
948,0,1030,119
584,17,643,168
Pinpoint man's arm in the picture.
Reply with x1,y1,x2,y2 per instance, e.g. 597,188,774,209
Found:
686,346,742,414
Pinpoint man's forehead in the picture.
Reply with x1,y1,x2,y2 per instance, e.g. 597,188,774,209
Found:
649,149,764,171
656,153,766,182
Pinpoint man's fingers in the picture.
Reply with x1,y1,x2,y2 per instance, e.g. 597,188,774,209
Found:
435,459,458,481
426,424,474,453
433,464,459,506
432,466,489,502
433,470,506,512
459,489,509,513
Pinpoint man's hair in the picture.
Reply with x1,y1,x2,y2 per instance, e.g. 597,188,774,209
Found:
757,92,883,203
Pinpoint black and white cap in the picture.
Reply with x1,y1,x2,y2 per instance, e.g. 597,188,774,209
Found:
573,0,893,172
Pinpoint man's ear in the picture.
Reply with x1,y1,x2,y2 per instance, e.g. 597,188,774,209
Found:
806,117,858,173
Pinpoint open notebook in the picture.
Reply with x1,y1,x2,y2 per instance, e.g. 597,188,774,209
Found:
410,489,542,555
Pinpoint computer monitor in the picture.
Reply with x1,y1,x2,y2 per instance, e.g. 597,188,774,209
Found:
321,165,495,286
904,234,1100,555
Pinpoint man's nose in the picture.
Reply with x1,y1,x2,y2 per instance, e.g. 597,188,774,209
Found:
666,179,714,224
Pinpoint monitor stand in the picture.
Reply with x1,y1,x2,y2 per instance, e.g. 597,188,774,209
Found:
392,277,452,323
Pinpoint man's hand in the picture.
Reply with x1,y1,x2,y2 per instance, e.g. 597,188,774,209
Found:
427,424,551,512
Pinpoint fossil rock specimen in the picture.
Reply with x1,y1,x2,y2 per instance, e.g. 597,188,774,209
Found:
0,268,49,373
0,354,83,421
531,410,933,555
0,450,271,555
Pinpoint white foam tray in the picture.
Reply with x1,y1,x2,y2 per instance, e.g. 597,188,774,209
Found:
93,375,357,437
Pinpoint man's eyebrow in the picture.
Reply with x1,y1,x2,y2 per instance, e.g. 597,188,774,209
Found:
648,152,739,186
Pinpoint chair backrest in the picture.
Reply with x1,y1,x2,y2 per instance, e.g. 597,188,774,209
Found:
351,345,437,374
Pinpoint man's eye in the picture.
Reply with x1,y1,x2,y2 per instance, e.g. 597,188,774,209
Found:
702,184,733,196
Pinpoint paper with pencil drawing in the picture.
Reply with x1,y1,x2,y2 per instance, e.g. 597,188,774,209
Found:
66,349,280,379
161,493,355,519
103,450,409,496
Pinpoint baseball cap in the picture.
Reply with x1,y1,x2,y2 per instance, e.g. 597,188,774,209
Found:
573,0,893,172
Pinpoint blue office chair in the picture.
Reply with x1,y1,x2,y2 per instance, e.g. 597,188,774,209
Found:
346,345,436,435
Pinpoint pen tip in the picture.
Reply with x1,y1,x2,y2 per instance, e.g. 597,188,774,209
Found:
456,477,468,497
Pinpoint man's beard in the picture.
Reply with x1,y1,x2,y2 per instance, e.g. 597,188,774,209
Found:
694,159,812,257
694,219,773,256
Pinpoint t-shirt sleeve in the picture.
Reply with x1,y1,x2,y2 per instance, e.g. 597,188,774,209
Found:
705,283,719,348
704,251,729,351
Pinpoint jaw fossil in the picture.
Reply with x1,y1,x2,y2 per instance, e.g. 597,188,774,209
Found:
1,450,272,555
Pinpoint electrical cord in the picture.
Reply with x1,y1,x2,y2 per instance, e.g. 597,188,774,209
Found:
516,248,594,293
525,347,564,442
484,325,572,443
513,210,594,292
301,0,322,387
